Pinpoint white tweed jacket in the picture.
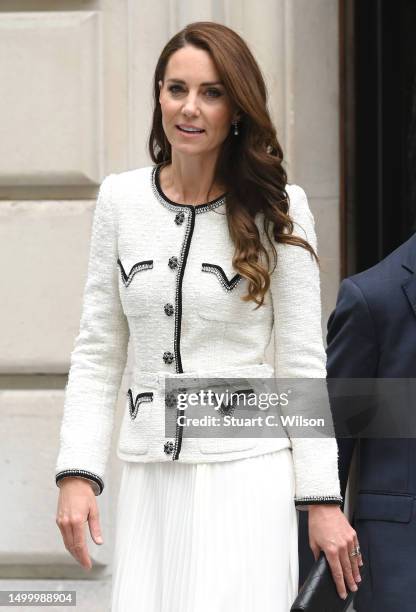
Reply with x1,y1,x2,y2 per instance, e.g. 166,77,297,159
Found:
55,164,342,506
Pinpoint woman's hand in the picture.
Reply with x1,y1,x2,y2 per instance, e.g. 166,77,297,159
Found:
55,477,103,570
307,504,363,600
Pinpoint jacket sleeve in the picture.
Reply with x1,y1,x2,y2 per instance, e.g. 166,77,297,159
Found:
269,184,342,509
55,174,130,495
327,277,379,506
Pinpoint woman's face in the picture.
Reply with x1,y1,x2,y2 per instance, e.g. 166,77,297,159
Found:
158,45,237,159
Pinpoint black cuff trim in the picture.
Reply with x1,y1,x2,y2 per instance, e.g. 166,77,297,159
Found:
295,496,343,507
56,469,104,496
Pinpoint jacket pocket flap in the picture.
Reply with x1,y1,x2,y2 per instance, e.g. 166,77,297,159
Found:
355,493,414,523
201,262,242,291
117,257,153,287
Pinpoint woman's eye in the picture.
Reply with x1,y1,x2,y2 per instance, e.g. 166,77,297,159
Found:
167,85,222,98
206,88,222,98
168,85,183,94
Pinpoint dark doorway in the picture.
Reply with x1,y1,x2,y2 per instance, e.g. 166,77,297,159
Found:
341,0,416,275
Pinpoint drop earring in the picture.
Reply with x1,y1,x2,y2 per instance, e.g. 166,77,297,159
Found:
232,120,239,136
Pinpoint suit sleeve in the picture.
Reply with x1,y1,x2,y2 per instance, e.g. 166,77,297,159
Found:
55,174,130,495
326,277,379,504
269,185,342,509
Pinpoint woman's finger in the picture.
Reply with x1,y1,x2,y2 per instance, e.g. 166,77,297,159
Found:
354,534,364,567
69,517,92,570
325,548,348,600
56,514,74,556
339,543,359,593
349,535,362,583
309,542,320,562
87,504,103,545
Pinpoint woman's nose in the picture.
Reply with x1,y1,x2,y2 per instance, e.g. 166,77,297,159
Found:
181,94,200,115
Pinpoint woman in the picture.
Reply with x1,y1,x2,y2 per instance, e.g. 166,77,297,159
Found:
55,21,362,611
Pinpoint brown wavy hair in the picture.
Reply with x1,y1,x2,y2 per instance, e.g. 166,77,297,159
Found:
148,21,318,309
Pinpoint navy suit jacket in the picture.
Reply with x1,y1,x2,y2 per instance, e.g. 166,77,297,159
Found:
298,233,416,612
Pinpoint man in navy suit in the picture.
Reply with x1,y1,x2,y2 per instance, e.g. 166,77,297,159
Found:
298,232,416,611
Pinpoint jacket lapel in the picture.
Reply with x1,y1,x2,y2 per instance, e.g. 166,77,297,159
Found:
402,274,416,319
402,240,416,318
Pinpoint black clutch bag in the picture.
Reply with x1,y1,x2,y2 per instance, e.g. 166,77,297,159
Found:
290,551,361,611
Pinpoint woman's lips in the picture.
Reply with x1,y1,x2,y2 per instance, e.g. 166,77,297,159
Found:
176,125,205,136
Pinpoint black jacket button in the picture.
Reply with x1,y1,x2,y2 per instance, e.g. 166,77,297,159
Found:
175,212,185,225
165,391,177,408
164,303,174,316
165,387,187,409
168,256,178,269
164,441,174,454
163,351,174,364
218,402,236,416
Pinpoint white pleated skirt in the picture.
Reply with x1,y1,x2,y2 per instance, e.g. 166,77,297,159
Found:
110,448,299,612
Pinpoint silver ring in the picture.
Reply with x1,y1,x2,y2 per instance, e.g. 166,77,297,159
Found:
349,546,361,558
